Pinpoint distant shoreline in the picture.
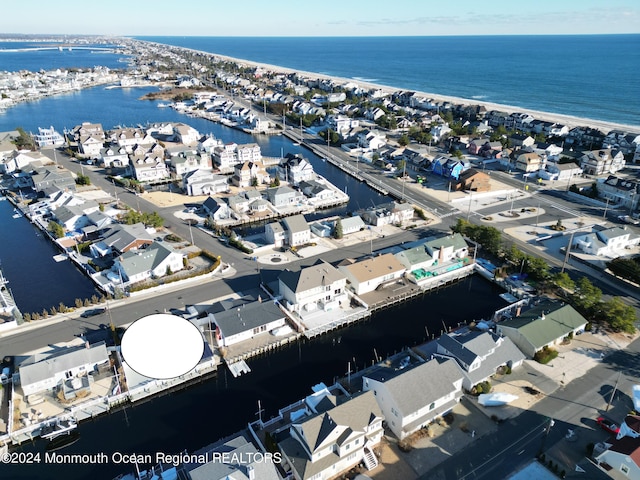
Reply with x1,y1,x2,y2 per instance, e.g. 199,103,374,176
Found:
143,39,640,135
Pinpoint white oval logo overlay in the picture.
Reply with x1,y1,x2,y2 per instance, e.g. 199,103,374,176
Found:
121,314,204,380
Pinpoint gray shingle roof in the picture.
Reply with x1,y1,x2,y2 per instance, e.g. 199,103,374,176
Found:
279,261,346,294
283,214,309,234
213,300,284,338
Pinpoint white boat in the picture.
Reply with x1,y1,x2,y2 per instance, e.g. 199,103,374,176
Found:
633,385,640,411
478,392,519,407
157,103,169,108
270,325,293,336
41,418,77,440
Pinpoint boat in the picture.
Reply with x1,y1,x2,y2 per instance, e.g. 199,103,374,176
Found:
157,102,169,108
478,392,519,407
270,325,293,336
40,418,77,440
633,385,640,411
45,430,80,452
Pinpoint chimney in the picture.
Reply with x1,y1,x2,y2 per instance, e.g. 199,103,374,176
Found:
515,306,522,317
247,465,255,480
541,313,545,320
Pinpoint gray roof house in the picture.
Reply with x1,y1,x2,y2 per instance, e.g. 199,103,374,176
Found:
282,214,311,247
278,261,348,313
435,329,525,390
212,300,286,347
18,342,109,397
183,431,280,480
89,223,154,257
265,185,302,208
114,241,186,285
362,357,464,440
340,215,365,235
497,301,588,358
395,246,435,271
279,390,384,480
422,233,469,263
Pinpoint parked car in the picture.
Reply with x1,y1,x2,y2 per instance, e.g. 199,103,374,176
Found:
596,416,620,434
80,308,106,318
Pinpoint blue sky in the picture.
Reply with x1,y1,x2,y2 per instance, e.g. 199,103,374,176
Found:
2,0,639,36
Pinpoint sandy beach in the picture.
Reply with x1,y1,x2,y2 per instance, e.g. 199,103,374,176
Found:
158,41,640,135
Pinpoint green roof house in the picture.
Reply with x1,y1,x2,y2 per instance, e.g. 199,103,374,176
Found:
496,301,588,358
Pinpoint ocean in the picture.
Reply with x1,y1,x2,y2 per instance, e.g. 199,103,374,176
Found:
137,35,640,128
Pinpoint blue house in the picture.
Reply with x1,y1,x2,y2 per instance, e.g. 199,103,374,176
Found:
431,155,469,180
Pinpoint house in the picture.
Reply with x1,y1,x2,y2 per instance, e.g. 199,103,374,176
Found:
430,123,452,141
299,180,333,201
182,432,281,480
129,157,170,183
278,390,384,480
431,156,469,180
33,126,65,148
572,226,638,257
278,153,315,185
278,261,348,313
595,415,640,478
362,357,464,440
509,134,535,149
265,185,303,208
89,223,154,257
182,169,229,196
212,300,286,347
0,150,50,174
212,142,239,171
357,129,387,151
172,123,200,145
580,149,625,176
338,253,406,295
515,152,543,173
109,127,154,151
169,151,211,179
454,168,491,192
361,202,414,227
422,233,469,263
53,202,100,232
113,241,186,285
435,329,525,390
394,246,435,272
496,301,588,358
283,214,311,247
597,175,640,211
202,197,232,222
231,161,268,188
99,146,129,168
265,221,287,248
18,341,109,397
228,193,251,213
78,135,104,158
31,166,76,193
340,215,366,235
468,138,490,155
539,162,582,182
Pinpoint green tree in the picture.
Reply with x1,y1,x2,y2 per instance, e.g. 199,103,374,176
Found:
601,297,636,333
398,134,410,147
572,277,602,315
47,220,65,239
607,257,640,284
552,272,575,291
525,256,550,280
75,172,91,185
12,127,36,150
334,219,343,239
396,159,407,175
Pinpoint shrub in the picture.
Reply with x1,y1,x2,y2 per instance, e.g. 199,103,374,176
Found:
534,346,558,364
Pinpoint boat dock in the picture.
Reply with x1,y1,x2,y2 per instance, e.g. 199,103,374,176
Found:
227,360,252,377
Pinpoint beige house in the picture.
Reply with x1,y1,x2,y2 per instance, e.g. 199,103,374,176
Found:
338,253,406,295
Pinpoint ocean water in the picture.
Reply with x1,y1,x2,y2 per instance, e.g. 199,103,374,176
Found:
137,35,640,127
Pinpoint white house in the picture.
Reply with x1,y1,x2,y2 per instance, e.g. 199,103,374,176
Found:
572,226,638,257
212,300,286,347
114,241,186,285
129,157,170,183
422,233,469,263
597,175,640,211
278,261,348,313
595,415,640,478
265,221,287,248
283,214,311,247
278,153,315,185
357,129,387,151
580,149,625,176
362,357,464,440
339,215,366,235
173,123,200,145
182,169,229,196
338,253,406,295
18,342,109,397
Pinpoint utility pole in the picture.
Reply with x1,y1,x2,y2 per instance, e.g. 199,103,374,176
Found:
561,230,577,273
466,192,473,221
603,197,610,219
606,372,622,412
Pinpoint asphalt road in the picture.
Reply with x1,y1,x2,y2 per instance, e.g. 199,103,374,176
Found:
421,335,640,479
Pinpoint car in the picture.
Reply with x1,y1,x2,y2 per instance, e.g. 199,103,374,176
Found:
80,308,106,318
596,416,620,434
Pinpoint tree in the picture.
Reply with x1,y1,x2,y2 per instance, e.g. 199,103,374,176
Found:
525,256,550,280
552,272,575,291
75,172,91,185
12,127,36,150
607,257,640,284
396,159,406,175
601,297,636,333
572,277,602,315
398,134,410,147
334,219,343,239
48,220,65,239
